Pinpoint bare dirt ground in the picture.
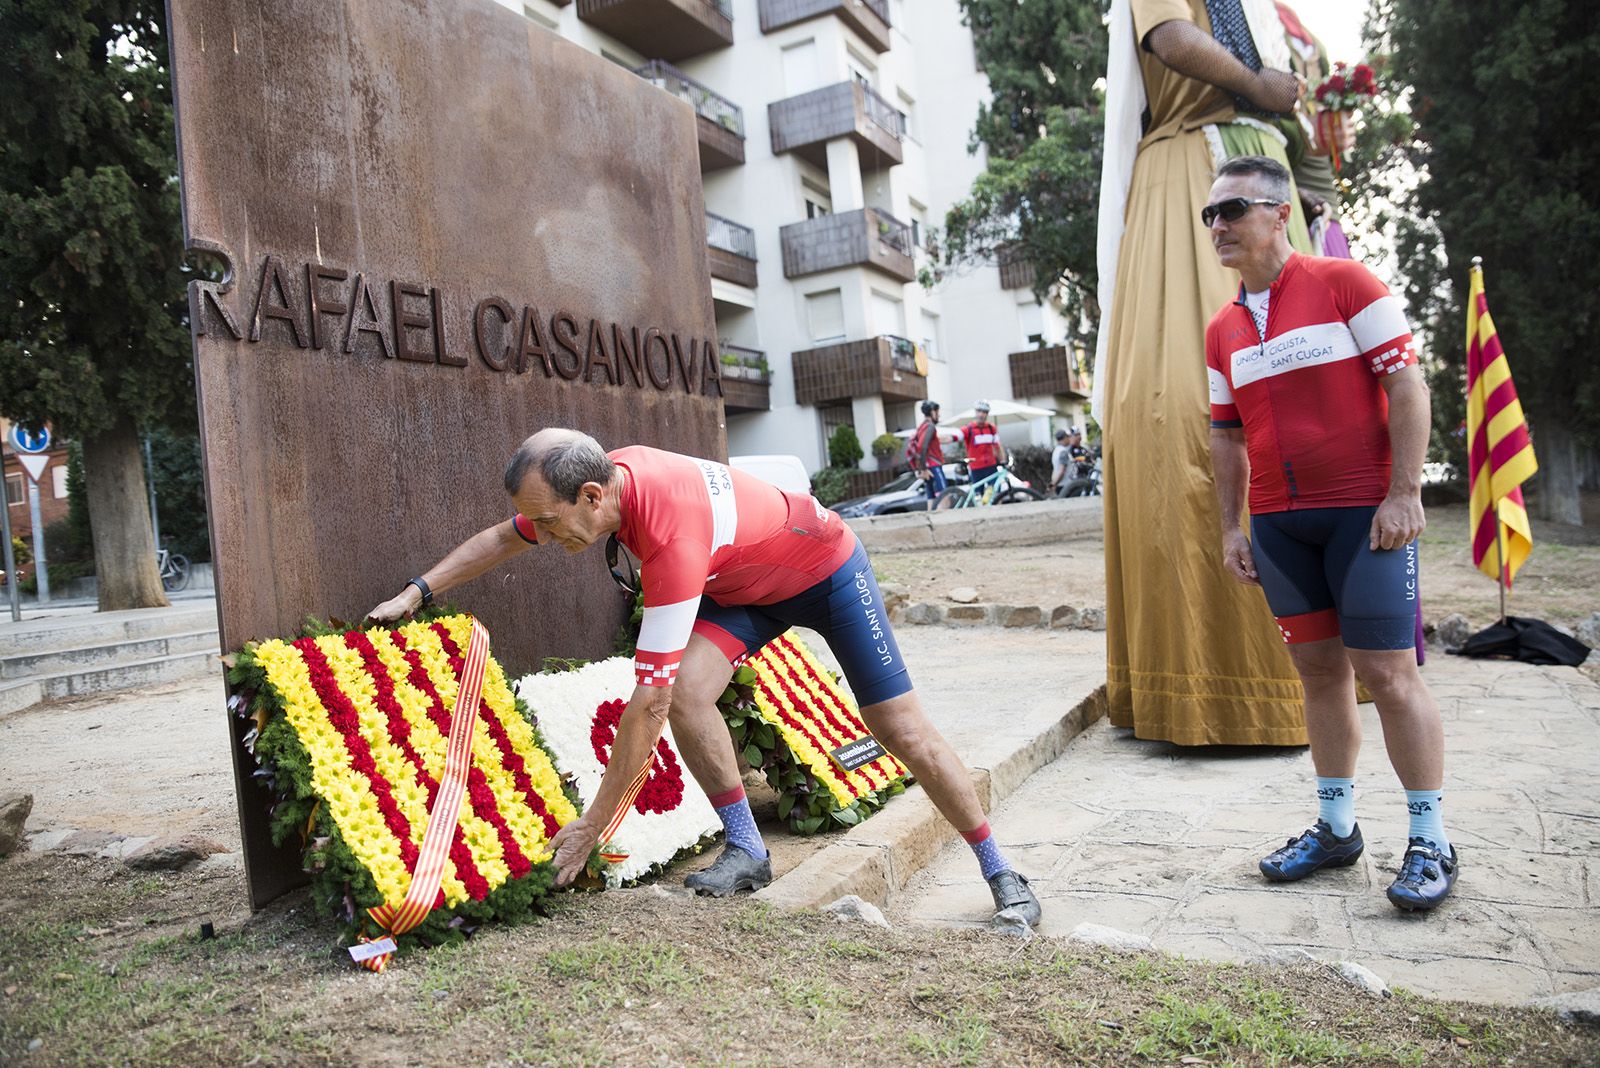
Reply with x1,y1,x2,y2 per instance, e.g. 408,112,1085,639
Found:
872,497,1600,639
2,500,1597,1064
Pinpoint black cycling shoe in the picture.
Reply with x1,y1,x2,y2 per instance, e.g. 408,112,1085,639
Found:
1386,838,1459,912
684,846,772,897
1259,819,1365,882
987,870,1041,926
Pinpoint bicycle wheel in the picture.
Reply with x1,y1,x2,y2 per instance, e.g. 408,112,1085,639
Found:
997,487,1045,504
163,553,191,592
934,487,969,510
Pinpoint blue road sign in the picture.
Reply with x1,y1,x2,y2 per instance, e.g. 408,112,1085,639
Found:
9,425,50,454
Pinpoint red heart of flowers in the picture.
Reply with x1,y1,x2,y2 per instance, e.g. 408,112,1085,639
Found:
589,699,685,814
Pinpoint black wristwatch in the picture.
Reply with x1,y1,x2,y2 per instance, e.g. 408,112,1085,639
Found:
405,577,434,608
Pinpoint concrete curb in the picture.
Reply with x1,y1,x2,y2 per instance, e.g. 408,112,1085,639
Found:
755,682,1108,913
848,497,1103,553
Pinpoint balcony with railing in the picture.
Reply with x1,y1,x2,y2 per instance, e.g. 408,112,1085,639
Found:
779,207,914,283
634,59,744,170
719,344,771,413
792,334,927,406
1009,345,1090,400
706,212,758,288
997,245,1034,290
768,81,904,170
576,0,733,62
759,0,891,53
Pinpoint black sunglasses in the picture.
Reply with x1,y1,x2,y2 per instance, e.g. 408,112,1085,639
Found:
1200,197,1283,227
605,534,639,597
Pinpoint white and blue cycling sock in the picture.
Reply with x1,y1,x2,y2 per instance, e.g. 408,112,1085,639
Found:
1404,789,1450,853
1316,776,1357,838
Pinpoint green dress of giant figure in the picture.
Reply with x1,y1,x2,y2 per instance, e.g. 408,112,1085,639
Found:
1095,0,1314,745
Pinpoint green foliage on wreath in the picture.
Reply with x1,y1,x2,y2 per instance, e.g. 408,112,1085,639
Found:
715,665,910,835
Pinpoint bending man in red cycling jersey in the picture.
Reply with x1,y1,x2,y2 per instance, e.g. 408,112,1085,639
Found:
1204,156,1456,912
370,428,1040,924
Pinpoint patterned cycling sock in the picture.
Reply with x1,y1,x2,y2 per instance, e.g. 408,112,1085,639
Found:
1316,776,1357,838
1404,789,1449,853
963,821,1012,880
708,785,767,859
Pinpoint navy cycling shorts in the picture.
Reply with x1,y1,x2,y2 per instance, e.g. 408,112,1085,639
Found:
1250,506,1419,650
692,541,914,706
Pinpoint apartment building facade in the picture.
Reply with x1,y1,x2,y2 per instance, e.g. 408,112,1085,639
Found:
497,0,1086,473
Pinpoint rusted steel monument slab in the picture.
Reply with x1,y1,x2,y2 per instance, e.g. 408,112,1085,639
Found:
166,0,725,907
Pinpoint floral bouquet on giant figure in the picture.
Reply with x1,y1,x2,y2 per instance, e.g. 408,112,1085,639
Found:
1313,61,1380,172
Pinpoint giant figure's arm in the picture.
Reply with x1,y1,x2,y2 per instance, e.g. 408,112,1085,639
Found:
1144,19,1300,113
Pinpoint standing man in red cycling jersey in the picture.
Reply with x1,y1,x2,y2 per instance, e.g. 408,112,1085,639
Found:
370,428,1041,924
1203,156,1457,911
959,400,1009,489
906,400,957,510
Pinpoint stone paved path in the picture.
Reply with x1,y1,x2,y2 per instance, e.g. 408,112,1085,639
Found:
893,650,1600,1006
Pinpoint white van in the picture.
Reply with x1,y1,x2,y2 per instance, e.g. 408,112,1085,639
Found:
729,454,810,495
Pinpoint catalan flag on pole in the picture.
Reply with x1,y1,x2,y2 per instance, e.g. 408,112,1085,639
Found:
1465,259,1537,587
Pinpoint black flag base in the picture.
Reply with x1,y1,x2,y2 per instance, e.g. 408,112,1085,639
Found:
1452,616,1591,667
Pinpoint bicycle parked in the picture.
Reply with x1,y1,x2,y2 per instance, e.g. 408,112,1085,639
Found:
933,462,1044,509
157,543,191,593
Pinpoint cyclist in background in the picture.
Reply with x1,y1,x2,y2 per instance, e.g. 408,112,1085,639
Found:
959,401,1009,490
906,400,957,511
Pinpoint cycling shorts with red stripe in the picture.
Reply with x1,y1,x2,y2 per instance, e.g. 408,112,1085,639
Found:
1250,506,1419,649
692,542,913,707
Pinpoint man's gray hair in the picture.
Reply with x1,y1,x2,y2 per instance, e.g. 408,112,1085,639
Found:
503,429,615,502
1215,154,1293,205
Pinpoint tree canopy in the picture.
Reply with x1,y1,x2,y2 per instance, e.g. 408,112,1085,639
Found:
1357,0,1600,514
0,0,192,441
923,0,1109,351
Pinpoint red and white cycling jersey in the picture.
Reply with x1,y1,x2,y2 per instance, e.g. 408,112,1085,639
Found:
1206,253,1419,514
517,446,855,688
960,422,1002,468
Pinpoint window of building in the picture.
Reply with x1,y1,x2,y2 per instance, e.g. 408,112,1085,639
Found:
801,176,832,219
870,290,905,337
52,465,69,499
909,199,929,250
897,88,917,143
5,473,22,507
1019,300,1047,348
782,40,820,96
847,47,876,89
920,309,942,362
817,403,855,460
805,289,845,343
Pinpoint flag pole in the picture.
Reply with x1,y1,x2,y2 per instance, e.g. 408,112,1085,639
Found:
1494,499,1507,624
1472,255,1508,624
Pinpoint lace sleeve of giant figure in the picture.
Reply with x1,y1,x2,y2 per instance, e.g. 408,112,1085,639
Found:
1144,17,1297,115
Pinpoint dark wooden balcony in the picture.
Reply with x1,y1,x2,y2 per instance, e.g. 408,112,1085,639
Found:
768,81,904,170
779,207,913,283
706,212,758,288
1009,345,1089,399
792,334,927,406
577,0,733,62
635,60,744,170
997,245,1033,290
719,344,770,413
759,0,891,53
